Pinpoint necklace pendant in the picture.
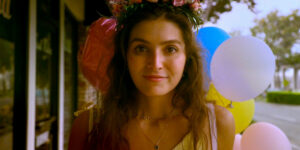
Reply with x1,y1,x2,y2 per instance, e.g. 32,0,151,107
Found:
154,145,159,150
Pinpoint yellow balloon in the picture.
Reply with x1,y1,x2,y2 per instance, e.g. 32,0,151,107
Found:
206,83,231,107
206,83,255,133
228,100,255,133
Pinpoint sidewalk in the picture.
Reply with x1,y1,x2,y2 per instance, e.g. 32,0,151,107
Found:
254,101,300,150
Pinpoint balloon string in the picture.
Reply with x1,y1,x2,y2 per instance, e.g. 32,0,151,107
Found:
228,101,233,108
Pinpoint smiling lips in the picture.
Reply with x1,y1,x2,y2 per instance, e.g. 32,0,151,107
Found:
143,75,167,82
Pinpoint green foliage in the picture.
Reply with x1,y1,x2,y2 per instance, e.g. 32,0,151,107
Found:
267,91,300,105
229,30,243,36
205,0,256,22
251,9,300,67
283,79,290,88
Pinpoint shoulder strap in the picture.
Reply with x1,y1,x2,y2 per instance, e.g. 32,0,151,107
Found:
207,103,218,150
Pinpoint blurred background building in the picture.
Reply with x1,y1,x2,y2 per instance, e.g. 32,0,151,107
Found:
0,0,110,149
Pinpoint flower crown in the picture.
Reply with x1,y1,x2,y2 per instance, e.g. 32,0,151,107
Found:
106,0,203,29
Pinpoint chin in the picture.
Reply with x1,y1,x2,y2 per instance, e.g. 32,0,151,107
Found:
139,89,173,97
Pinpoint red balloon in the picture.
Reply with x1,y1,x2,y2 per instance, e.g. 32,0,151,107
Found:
79,18,117,92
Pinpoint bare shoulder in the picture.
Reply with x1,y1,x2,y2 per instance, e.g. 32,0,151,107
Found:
68,110,90,150
214,105,235,150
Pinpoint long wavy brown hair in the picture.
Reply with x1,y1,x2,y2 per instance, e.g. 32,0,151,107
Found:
87,5,209,150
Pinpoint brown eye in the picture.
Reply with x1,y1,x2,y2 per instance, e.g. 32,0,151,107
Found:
166,46,178,54
134,45,148,54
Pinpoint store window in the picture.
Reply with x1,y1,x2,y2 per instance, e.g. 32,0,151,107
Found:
0,0,14,148
36,33,52,122
35,0,59,149
0,38,14,150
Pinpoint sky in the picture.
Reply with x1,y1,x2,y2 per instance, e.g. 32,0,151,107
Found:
204,0,300,77
204,0,300,35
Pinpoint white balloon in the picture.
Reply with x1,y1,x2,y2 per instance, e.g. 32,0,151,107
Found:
211,36,275,101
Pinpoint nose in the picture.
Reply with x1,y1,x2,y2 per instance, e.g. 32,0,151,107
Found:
147,49,163,70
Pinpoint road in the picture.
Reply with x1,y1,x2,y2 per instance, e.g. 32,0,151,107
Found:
254,101,300,150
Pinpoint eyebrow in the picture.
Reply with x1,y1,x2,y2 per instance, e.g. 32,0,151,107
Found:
129,38,150,45
129,38,184,45
160,40,183,45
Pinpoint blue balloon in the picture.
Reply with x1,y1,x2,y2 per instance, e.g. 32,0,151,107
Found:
196,27,231,79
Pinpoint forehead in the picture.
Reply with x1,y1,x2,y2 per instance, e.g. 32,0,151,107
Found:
129,18,184,43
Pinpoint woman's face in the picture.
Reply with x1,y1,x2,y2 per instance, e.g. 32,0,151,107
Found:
127,18,186,97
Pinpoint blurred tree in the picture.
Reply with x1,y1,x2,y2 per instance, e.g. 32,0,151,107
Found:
251,9,300,89
229,30,242,37
202,0,256,22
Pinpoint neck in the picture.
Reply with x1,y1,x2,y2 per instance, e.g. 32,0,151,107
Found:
136,91,175,120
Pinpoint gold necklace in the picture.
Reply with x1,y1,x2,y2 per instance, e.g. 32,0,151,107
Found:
136,108,175,150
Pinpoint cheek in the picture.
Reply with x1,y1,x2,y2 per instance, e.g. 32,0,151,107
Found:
127,56,135,75
171,56,186,75
127,55,143,77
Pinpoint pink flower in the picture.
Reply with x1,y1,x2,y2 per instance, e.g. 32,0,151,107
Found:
172,0,185,7
190,0,201,12
111,4,124,16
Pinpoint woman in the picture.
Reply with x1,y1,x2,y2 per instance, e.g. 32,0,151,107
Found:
69,1,235,150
